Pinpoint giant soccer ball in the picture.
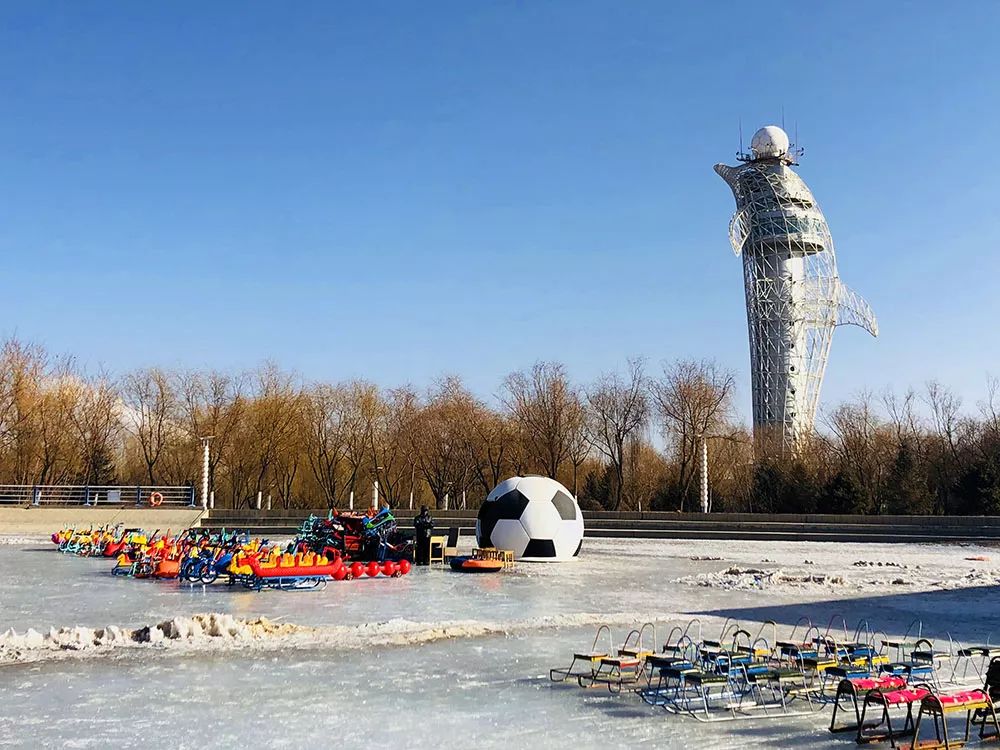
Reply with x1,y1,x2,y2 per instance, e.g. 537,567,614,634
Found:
476,476,584,561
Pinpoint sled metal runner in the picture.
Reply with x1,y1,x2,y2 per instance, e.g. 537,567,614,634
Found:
641,654,820,723
549,625,616,684
235,572,329,592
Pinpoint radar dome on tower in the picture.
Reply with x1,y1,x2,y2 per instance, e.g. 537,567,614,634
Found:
750,125,790,159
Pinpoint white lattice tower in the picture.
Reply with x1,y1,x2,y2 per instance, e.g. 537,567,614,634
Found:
715,126,877,451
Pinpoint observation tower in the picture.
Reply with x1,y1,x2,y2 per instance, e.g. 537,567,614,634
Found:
715,125,878,450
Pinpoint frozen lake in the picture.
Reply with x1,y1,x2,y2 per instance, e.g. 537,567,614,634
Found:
1,536,998,748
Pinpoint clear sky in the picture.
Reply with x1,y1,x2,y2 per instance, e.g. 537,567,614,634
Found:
2,1,999,419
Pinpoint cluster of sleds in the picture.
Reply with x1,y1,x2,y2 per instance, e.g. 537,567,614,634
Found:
551,616,1000,748
51,509,412,591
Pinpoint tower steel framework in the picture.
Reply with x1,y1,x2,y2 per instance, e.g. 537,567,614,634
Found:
715,125,877,450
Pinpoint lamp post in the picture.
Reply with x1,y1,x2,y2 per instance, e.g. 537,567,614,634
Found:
373,465,384,510
199,436,214,511
697,433,748,514
700,436,709,514
408,463,415,510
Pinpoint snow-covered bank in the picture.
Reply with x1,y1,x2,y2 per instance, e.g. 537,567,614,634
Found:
0,610,688,667
674,556,1000,592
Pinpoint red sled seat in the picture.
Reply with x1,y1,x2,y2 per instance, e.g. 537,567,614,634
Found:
856,686,930,747
911,684,1000,749
831,674,909,734
871,687,930,705
851,675,906,693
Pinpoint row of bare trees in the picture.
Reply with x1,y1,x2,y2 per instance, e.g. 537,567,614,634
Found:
0,336,997,515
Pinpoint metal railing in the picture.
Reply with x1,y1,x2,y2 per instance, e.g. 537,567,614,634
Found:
0,485,197,508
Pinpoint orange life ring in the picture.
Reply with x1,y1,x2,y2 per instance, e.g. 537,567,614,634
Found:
149,491,164,507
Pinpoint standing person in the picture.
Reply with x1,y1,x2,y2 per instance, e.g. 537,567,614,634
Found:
414,505,434,565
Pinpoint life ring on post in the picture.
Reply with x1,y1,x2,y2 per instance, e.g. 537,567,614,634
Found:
149,491,164,507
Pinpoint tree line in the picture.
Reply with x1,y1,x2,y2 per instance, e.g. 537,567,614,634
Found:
0,337,997,515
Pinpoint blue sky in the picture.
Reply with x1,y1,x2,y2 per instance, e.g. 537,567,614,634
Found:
2,1,999,419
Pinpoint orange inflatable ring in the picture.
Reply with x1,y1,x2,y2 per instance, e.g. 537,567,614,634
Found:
149,491,164,507
449,556,504,573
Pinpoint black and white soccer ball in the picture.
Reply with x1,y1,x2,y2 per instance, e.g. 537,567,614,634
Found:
476,476,584,561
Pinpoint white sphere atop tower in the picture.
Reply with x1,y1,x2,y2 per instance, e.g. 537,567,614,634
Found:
750,125,790,159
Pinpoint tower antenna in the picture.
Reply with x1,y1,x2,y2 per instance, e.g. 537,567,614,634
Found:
781,105,785,131
738,118,744,158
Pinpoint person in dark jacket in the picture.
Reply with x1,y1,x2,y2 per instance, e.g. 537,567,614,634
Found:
414,505,434,565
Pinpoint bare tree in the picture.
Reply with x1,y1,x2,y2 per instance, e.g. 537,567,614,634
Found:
410,377,477,507
69,371,121,485
179,370,245,502
650,359,735,511
467,405,515,496
121,368,177,484
586,359,648,510
370,386,420,507
303,384,351,508
501,362,582,479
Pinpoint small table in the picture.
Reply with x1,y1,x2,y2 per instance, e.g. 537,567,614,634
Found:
474,547,514,568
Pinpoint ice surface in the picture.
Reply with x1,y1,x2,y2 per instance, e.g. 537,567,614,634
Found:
0,535,998,748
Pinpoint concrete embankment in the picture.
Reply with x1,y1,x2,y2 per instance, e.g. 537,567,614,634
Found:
5,506,1000,544
0,507,206,535
199,509,1000,544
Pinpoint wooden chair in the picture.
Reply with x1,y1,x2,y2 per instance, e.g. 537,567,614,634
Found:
427,535,446,564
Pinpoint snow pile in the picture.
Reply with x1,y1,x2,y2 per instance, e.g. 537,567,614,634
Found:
0,534,47,546
0,614,317,664
0,610,682,667
674,567,847,591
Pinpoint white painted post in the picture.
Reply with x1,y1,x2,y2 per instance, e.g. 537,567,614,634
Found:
700,437,709,514
373,480,379,510
443,492,449,511
209,491,215,509
349,490,354,511
409,489,414,511
461,490,466,510
256,491,262,510
200,438,211,510
266,494,272,511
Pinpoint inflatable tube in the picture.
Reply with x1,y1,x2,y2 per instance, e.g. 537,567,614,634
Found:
240,555,343,579
449,556,504,573
156,559,181,578
149,491,163,507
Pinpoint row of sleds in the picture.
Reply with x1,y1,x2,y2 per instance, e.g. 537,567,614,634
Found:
51,521,411,591
551,616,1000,748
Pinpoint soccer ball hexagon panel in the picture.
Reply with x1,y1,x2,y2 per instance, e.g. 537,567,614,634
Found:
476,476,584,561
